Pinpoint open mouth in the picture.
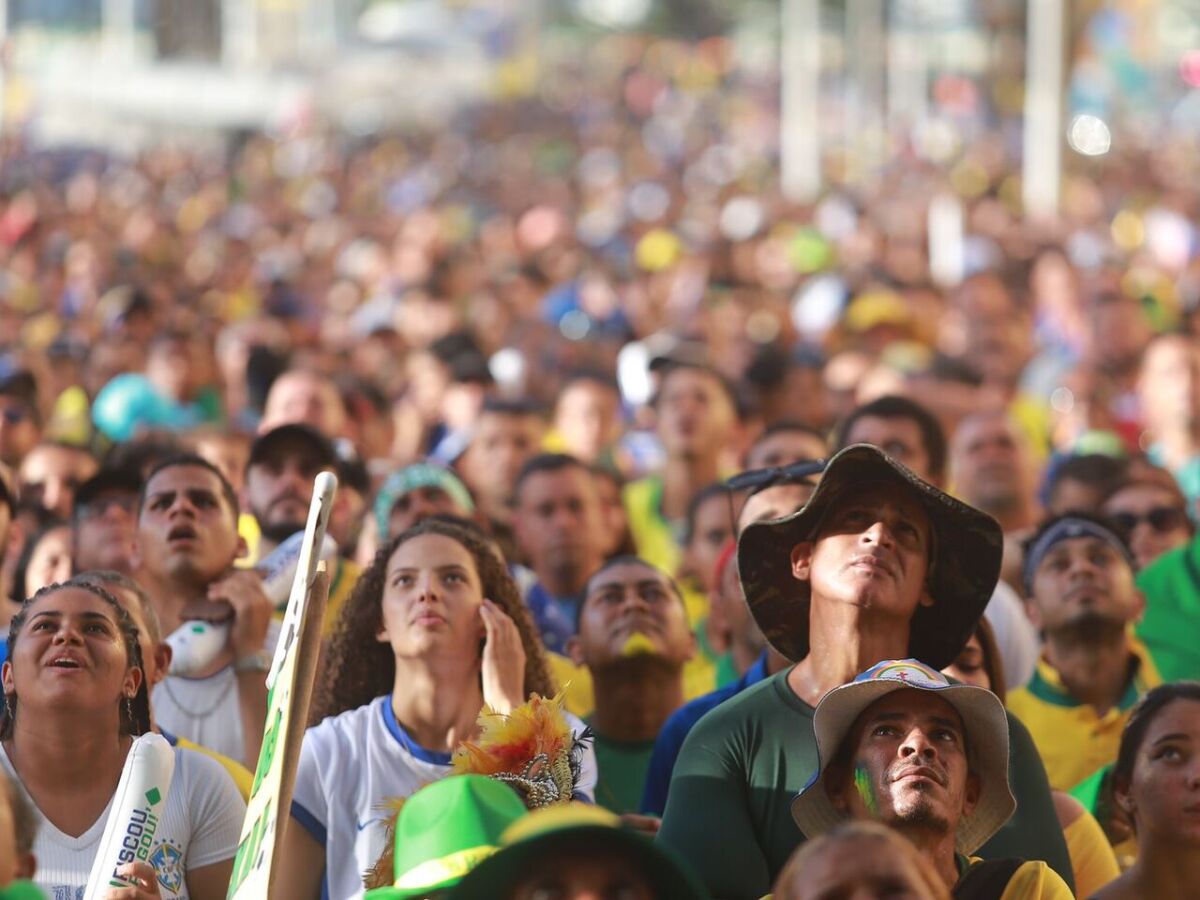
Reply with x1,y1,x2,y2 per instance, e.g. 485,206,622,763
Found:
167,524,199,543
46,655,84,670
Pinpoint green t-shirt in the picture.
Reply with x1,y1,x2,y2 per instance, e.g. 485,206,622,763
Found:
657,669,1073,900
1135,533,1200,682
590,730,657,814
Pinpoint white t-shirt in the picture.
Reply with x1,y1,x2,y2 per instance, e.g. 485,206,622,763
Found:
0,742,246,900
983,580,1041,691
292,695,598,900
153,669,245,764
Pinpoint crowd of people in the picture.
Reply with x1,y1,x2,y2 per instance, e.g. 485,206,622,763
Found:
0,29,1195,900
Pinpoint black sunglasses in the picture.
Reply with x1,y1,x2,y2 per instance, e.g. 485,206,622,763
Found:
1110,506,1188,535
723,459,826,537
723,459,827,494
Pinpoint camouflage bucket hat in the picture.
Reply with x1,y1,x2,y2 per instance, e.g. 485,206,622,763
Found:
736,444,1003,669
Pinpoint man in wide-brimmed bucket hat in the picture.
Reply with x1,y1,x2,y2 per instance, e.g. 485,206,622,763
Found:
658,445,1074,900
738,443,1002,670
790,659,1071,899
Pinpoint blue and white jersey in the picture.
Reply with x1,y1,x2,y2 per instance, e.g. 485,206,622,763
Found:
291,694,597,900
0,743,244,900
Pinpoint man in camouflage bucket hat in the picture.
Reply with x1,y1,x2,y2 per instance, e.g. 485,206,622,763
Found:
658,444,1073,900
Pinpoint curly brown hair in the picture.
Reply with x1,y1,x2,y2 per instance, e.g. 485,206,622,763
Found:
310,518,556,724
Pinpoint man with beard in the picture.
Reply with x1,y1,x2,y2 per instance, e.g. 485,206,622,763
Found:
1007,513,1160,792
567,557,694,814
243,423,359,634
791,659,1072,899
511,454,606,654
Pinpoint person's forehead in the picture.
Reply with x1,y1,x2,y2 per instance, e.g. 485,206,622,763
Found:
28,586,114,618
846,414,919,443
388,532,474,568
802,840,916,889
524,466,592,495
660,366,727,398
741,483,812,524
479,411,541,433
1038,534,1117,561
1143,698,1200,746
146,465,224,494
1105,483,1176,510
250,441,327,471
957,414,1014,446
752,429,826,458
861,688,964,728
836,480,928,518
588,562,668,593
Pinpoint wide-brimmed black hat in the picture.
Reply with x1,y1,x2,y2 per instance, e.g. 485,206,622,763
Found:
737,444,1003,669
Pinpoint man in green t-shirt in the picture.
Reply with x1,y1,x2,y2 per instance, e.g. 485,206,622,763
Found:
790,659,1072,900
568,556,695,814
657,444,1072,900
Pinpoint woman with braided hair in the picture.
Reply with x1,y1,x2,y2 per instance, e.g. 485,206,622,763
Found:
0,577,244,900
282,518,596,900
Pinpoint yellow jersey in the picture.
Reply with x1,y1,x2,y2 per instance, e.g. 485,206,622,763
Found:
1007,641,1161,792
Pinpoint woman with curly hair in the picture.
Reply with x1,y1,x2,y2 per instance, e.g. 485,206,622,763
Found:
281,518,595,900
0,577,245,900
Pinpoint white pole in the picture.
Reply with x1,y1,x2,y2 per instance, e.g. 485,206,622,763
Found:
781,0,821,202
1023,0,1064,219
222,0,258,68
845,0,885,188
102,0,137,60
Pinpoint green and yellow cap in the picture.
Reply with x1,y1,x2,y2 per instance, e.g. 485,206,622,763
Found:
449,804,710,899
364,775,528,899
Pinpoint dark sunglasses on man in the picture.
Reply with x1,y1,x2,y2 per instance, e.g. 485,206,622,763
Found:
722,458,826,534
1109,505,1189,535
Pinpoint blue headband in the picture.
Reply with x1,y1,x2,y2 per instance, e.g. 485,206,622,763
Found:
1022,517,1136,595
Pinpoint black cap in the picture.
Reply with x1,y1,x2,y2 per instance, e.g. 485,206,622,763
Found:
72,467,142,522
0,370,38,419
248,423,338,470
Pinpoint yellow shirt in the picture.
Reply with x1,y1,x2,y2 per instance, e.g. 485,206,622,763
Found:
964,858,1075,900
547,653,716,720
763,859,1072,900
1063,807,1121,898
173,734,253,801
1007,640,1161,791
623,476,683,578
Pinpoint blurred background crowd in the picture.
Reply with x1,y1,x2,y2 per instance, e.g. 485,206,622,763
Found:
0,0,1197,898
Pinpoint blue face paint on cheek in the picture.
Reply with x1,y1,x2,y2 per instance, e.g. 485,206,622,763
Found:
854,761,879,817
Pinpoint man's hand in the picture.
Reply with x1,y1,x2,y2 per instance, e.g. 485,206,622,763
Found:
480,599,526,714
208,570,274,658
621,814,661,836
103,861,163,899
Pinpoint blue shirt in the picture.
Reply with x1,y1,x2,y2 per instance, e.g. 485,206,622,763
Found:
640,653,770,816
525,582,581,656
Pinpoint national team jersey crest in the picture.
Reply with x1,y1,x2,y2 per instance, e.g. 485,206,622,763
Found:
151,839,186,894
